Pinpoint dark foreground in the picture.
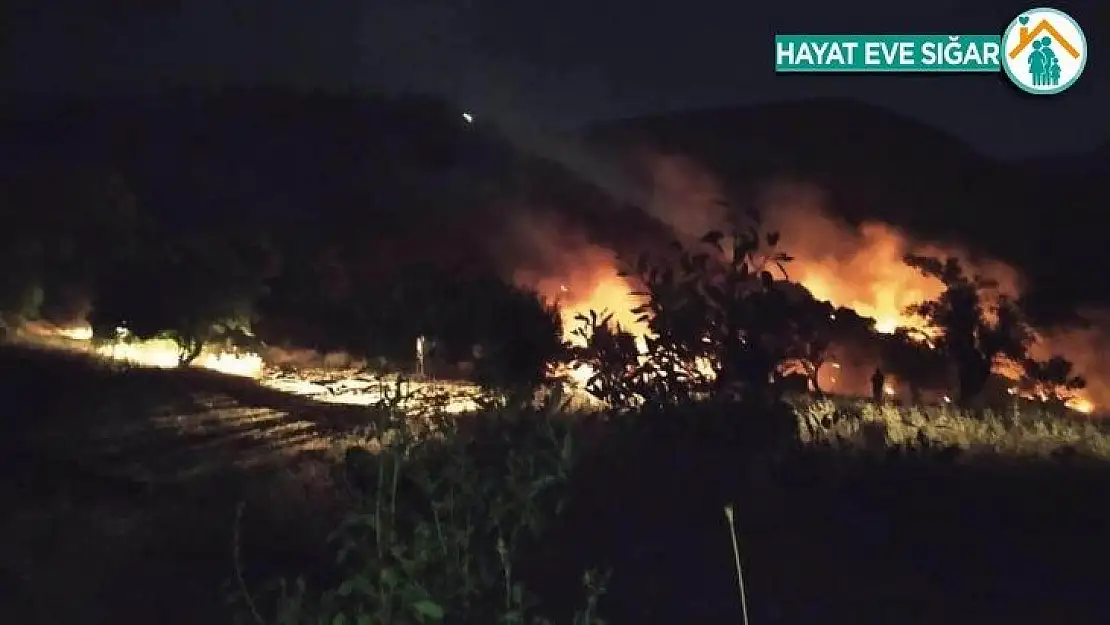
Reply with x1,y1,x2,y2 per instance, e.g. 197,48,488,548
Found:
2,344,1109,625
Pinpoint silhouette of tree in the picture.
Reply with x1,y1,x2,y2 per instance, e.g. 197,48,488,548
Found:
568,311,644,407
463,279,563,402
779,293,836,395
0,233,44,329
255,241,371,356
90,230,271,365
572,208,794,408
903,255,1032,406
679,214,794,402
1020,355,1087,407
38,169,146,318
879,328,949,403
1,168,144,328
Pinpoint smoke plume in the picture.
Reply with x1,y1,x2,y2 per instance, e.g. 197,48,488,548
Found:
501,207,647,340
507,146,1107,411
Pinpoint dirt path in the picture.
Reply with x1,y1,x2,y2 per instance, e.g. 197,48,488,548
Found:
0,346,379,624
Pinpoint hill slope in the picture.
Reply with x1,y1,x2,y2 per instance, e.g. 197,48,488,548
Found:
0,90,676,275
4,92,1106,318
584,97,1110,315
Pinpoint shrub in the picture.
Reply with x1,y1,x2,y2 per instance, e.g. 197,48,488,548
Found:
232,406,608,625
570,216,794,410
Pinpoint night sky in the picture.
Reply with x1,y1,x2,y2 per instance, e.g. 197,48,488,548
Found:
5,0,1108,158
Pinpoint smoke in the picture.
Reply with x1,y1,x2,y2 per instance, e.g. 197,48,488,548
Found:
514,146,1106,410
643,152,729,241
11,131,1107,411
263,346,367,371
500,207,646,341
636,152,1024,332
1033,309,1110,409
757,180,1023,331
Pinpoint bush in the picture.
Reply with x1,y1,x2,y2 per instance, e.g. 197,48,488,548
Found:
232,406,608,625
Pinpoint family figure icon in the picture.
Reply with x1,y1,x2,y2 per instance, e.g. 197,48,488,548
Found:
1028,37,1062,86
1003,9,1086,94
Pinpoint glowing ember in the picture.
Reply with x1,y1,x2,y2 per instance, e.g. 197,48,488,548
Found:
57,325,94,340
567,363,595,386
24,323,264,379
558,276,649,347
1067,397,1095,414
873,318,899,335
195,351,265,378
261,371,483,414
95,339,264,378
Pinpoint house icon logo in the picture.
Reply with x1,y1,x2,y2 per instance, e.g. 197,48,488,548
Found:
1001,8,1087,95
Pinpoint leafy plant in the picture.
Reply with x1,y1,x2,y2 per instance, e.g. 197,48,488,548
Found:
570,208,795,409
90,231,268,365
566,310,644,409
232,405,608,625
903,255,1032,406
1020,355,1087,407
464,279,564,404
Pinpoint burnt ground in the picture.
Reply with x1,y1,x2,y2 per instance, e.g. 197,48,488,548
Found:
3,343,1110,625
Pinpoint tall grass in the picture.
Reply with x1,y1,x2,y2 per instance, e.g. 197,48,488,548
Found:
794,396,1110,459
231,404,610,625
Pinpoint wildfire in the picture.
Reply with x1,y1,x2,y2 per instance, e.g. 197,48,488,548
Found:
8,160,1101,416
522,168,1100,414
1068,397,1095,415
788,224,942,336
513,227,652,388
555,277,649,347
262,371,482,414
547,274,644,389
19,322,264,379
58,325,94,340
534,242,1099,413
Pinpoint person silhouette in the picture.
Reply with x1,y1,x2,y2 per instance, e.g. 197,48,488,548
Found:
1049,57,1061,85
1040,37,1057,63
416,335,426,376
871,368,886,404
1039,37,1057,85
1029,39,1046,85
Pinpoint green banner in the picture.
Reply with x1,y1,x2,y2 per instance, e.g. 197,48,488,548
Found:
774,35,1003,72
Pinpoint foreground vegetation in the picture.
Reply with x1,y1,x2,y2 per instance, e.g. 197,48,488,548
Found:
6,208,1106,624
5,92,1108,624
796,396,1110,459
5,342,1110,625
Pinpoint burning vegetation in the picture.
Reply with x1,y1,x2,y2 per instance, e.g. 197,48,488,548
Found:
515,158,1099,415
0,130,1101,418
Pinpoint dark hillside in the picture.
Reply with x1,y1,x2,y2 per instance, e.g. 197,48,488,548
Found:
584,98,1110,314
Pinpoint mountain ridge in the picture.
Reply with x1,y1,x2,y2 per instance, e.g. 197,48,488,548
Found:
3,91,1106,316
581,97,1110,315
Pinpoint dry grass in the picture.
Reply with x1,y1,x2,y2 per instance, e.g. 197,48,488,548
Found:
7,341,1110,624
794,395,1110,459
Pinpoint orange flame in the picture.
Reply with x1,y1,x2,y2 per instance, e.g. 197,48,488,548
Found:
515,156,1098,413
19,322,264,378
